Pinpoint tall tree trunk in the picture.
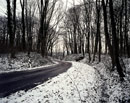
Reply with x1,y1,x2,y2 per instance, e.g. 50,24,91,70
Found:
20,0,26,51
6,0,15,58
91,31,94,54
40,0,49,57
119,0,124,56
109,0,125,79
12,0,17,56
73,25,77,54
93,0,101,61
88,30,91,62
99,28,101,62
105,37,108,54
102,0,115,69
124,0,130,57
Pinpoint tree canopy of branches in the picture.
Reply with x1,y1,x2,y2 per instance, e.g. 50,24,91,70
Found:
63,0,130,80
1,0,62,57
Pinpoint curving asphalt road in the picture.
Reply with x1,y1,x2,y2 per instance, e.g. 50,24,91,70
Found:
0,62,72,98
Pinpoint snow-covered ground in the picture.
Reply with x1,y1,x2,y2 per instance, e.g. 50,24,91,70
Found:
1,57,130,103
0,52,57,73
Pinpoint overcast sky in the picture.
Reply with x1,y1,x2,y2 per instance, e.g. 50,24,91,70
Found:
0,0,82,16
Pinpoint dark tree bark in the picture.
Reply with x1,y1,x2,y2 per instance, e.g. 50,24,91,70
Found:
6,0,15,58
13,0,17,39
20,0,26,51
119,0,124,56
124,0,130,57
41,0,49,57
83,0,91,62
93,0,101,62
88,30,91,62
25,0,29,52
12,0,17,55
73,25,78,54
98,26,101,62
109,0,125,79
102,0,114,66
38,0,56,57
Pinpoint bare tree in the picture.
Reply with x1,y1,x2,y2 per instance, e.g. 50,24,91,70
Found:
37,0,60,57
93,0,101,62
83,0,93,62
109,0,125,79
124,0,130,57
6,0,17,58
20,0,26,51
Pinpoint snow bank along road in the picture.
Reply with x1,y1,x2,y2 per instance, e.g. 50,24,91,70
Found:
0,62,72,98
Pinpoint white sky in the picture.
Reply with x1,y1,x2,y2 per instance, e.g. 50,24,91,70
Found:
0,0,82,16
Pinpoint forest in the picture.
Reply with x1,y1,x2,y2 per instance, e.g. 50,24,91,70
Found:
0,0,130,102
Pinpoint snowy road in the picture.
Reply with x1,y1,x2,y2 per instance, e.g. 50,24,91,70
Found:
0,62,72,98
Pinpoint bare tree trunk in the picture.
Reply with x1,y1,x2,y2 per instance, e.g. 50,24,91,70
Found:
20,0,26,51
73,25,77,54
119,0,124,56
105,38,108,54
88,30,91,62
83,0,92,61
12,0,17,56
102,0,115,69
91,30,94,54
93,0,101,62
109,0,125,79
6,0,15,58
124,0,130,57
99,28,101,62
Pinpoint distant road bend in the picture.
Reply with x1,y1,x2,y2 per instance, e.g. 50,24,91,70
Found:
0,62,72,98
